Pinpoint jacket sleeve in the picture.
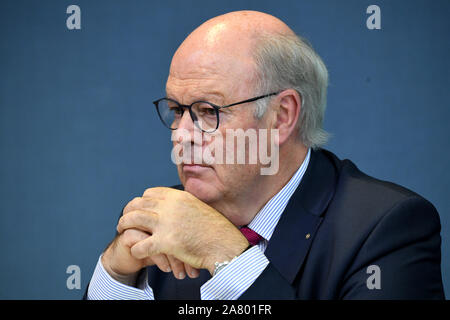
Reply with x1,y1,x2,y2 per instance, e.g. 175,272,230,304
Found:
339,196,445,299
237,263,297,300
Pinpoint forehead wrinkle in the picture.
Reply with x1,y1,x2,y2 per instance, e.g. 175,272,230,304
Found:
168,55,257,100
169,65,227,82
170,50,237,78
166,77,227,105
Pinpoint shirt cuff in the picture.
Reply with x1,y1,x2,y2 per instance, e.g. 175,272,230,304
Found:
200,245,269,300
87,255,154,300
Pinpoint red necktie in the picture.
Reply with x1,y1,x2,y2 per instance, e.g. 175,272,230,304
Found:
240,227,263,246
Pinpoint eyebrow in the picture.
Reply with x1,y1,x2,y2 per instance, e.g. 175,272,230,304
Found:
166,91,226,105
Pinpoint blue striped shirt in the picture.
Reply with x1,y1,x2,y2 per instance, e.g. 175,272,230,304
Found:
87,148,311,300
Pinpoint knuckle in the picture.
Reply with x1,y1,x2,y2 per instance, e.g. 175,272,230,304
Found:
143,188,153,197
116,217,124,232
119,214,129,227
143,187,170,199
123,197,141,214
119,213,136,231
131,197,142,206
142,198,157,209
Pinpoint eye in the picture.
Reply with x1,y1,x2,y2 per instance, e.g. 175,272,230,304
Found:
172,107,184,115
195,103,216,117
167,102,183,116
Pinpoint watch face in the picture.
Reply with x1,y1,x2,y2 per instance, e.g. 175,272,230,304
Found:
213,262,229,277
213,256,238,276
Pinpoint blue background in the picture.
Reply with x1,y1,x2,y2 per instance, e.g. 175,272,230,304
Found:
0,0,448,299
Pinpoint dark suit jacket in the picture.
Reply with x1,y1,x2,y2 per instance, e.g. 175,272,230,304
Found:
87,148,445,299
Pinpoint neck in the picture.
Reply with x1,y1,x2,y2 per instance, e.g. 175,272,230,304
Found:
211,142,308,226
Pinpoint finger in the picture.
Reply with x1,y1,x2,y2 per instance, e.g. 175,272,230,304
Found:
184,263,200,279
123,197,159,215
142,187,173,199
123,197,142,215
117,209,158,234
167,255,186,280
119,228,150,248
151,254,172,273
130,235,159,260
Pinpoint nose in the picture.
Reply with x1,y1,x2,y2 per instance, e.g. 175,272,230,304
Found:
177,107,195,132
173,107,205,147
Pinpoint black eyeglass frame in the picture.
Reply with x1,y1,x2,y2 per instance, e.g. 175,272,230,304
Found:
152,92,280,133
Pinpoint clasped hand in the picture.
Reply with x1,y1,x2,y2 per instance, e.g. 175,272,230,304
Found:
103,187,249,283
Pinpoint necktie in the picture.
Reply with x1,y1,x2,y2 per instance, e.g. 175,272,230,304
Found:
240,226,263,246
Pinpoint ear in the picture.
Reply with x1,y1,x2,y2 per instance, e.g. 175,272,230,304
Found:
273,89,301,145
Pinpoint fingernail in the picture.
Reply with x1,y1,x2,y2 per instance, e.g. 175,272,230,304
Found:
178,272,185,279
166,266,171,272
190,270,199,278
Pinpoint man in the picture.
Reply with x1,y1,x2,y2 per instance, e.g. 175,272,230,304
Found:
86,10,445,299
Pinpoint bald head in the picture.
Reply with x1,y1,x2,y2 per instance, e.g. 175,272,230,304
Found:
180,10,295,50
174,11,294,74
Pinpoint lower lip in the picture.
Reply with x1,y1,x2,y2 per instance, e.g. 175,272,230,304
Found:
182,164,211,173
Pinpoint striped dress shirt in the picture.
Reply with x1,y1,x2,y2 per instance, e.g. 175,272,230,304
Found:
87,148,311,300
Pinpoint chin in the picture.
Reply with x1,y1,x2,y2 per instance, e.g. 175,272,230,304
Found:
182,177,222,204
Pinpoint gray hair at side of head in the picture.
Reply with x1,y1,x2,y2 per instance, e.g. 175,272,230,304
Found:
251,32,330,149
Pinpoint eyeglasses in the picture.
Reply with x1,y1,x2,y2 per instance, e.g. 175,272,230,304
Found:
153,92,279,133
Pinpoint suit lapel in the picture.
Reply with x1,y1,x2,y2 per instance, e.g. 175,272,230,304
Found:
264,149,338,284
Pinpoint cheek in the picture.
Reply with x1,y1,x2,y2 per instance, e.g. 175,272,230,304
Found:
214,163,259,187
219,108,257,129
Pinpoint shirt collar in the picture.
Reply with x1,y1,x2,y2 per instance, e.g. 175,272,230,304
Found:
247,148,311,241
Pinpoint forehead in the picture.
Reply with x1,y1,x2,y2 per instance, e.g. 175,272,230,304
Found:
166,49,257,104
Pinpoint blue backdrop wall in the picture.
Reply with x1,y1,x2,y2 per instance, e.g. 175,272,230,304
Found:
0,0,448,299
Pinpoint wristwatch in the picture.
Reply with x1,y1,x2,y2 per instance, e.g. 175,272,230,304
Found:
213,256,238,277
212,244,253,277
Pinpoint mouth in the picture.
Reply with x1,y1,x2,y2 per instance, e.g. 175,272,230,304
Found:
181,163,212,174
